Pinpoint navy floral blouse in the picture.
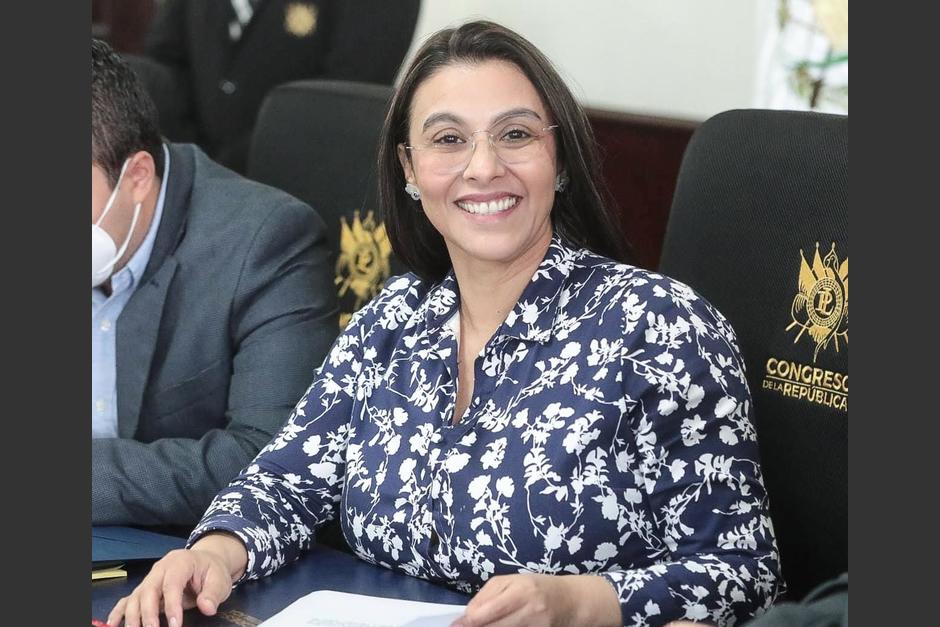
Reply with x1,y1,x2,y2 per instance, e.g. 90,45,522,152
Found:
190,235,782,626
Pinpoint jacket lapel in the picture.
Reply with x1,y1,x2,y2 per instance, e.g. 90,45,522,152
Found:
116,259,178,438
228,1,278,65
116,143,193,438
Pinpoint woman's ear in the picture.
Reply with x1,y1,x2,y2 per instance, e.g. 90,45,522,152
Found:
397,144,416,184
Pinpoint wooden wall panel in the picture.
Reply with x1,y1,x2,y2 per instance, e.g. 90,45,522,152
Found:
588,110,698,270
92,0,156,53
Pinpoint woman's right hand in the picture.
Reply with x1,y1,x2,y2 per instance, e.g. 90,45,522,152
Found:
106,532,248,627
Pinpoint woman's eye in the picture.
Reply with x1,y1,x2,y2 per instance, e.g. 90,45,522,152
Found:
501,128,534,142
432,133,465,145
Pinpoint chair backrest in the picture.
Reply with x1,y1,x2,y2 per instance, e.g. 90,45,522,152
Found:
658,109,847,601
124,53,196,142
248,79,403,328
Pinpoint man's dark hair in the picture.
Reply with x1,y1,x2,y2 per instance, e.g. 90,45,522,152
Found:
92,38,165,186
377,20,632,282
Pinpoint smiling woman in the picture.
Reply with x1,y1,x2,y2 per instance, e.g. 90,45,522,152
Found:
398,60,560,279
111,21,783,627
379,22,630,284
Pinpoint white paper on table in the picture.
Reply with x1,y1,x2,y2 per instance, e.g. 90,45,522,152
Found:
258,589,466,627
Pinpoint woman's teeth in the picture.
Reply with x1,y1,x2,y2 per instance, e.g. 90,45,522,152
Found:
457,196,518,215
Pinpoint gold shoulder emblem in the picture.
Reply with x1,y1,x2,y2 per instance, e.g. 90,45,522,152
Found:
786,242,848,361
284,3,318,38
335,210,392,328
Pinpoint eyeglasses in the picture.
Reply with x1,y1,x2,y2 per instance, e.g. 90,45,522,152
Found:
404,121,558,174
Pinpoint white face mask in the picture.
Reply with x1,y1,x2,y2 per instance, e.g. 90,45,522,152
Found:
92,159,142,288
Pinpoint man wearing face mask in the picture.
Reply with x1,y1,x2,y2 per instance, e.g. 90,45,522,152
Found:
92,39,338,526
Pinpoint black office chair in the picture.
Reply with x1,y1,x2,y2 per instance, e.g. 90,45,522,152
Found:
658,109,848,601
248,79,405,330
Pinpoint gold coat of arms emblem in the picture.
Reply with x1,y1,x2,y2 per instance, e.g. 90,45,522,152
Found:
786,242,848,361
284,3,318,38
335,210,392,328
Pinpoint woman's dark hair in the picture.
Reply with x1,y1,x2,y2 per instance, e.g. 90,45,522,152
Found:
378,20,632,282
92,38,165,186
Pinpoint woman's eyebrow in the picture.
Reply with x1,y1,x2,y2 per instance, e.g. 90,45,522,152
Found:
422,112,464,132
491,108,543,125
421,108,544,132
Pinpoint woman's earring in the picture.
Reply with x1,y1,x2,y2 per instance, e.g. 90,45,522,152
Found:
554,172,569,193
404,182,421,200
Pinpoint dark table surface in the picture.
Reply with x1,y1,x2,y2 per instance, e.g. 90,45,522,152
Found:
92,544,470,626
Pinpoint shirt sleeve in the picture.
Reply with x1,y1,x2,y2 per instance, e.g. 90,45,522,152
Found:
599,276,783,626
187,276,419,583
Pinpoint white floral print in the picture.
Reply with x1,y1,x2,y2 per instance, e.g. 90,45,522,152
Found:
191,235,782,625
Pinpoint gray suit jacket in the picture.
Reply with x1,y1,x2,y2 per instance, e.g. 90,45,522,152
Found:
92,143,338,526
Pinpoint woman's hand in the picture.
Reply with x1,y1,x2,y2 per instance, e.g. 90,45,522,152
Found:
107,532,248,627
452,573,621,627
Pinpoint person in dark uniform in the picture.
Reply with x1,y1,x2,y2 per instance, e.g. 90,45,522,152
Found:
132,0,420,173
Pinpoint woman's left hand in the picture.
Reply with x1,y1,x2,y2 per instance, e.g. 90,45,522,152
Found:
452,573,621,627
